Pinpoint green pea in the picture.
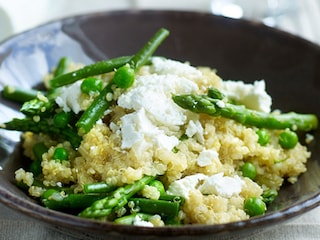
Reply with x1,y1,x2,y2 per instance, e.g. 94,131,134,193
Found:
240,162,257,180
262,189,278,205
53,111,71,128
244,197,266,217
80,77,103,94
256,129,270,146
278,129,298,149
113,64,135,89
53,147,69,161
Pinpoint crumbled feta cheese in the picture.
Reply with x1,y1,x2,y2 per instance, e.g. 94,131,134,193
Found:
185,119,204,143
221,80,272,113
197,149,220,167
55,81,82,114
166,173,207,199
133,215,154,227
120,108,179,151
118,73,198,127
198,173,244,198
150,57,202,81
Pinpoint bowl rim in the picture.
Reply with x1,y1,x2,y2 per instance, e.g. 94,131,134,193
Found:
1,9,320,237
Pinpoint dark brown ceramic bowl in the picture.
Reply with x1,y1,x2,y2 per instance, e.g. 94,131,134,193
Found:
1,10,320,240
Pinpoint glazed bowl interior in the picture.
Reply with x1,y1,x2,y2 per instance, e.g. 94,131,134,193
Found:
0,10,320,239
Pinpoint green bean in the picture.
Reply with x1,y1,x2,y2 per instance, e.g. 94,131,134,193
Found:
83,182,115,194
54,57,70,77
129,198,180,219
1,85,41,103
41,189,107,212
29,142,48,176
49,56,131,88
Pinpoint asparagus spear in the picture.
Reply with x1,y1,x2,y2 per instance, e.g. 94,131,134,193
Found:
172,94,318,131
1,117,82,148
78,175,155,219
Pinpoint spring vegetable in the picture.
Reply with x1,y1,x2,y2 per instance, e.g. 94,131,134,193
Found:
114,213,154,225
240,162,257,180
83,182,116,194
172,93,318,131
256,129,270,146
49,56,132,88
278,129,299,149
80,77,103,94
262,189,278,205
1,85,40,103
78,175,155,219
2,117,81,148
76,28,169,134
29,142,48,176
244,197,267,217
53,147,69,161
54,57,70,77
20,90,59,116
41,189,107,211
53,111,72,128
129,198,180,219
113,64,135,89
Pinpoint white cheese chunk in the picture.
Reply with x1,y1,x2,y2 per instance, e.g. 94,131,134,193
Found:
55,81,82,114
198,173,244,198
221,80,272,113
166,173,207,199
151,57,202,81
133,215,154,227
197,149,220,167
186,119,204,143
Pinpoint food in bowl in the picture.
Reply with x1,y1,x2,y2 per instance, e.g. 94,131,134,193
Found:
1,28,318,226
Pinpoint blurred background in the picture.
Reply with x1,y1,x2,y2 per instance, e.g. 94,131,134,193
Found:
0,0,319,44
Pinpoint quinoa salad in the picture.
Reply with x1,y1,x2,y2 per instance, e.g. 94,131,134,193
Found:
1,28,318,226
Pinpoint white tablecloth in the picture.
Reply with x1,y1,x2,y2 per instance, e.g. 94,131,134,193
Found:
0,0,319,239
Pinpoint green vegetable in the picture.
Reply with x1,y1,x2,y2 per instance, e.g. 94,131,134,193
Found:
172,93,318,131
148,180,166,195
262,189,278,205
240,162,257,180
256,129,270,146
80,77,103,94
113,64,135,89
244,197,266,217
129,198,180,219
49,56,132,88
278,129,299,149
83,182,115,194
1,85,40,103
207,87,225,100
114,213,154,225
20,89,60,116
53,111,72,128
78,175,155,219
53,147,69,161
41,189,106,212
29,142,48,176
75,28,170,134
54,57,70,77
1,117,81,148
